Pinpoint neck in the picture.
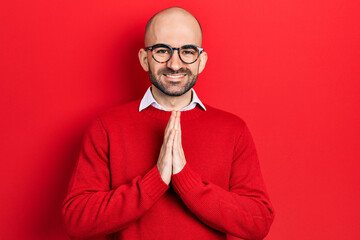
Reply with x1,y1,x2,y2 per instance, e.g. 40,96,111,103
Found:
151,85,192,111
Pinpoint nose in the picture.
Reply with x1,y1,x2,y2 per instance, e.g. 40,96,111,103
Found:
166,49,183,71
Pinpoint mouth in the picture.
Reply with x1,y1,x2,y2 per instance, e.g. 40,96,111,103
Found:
163,73,187,80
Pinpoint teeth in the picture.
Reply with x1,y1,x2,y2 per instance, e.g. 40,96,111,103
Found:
164,74,185,78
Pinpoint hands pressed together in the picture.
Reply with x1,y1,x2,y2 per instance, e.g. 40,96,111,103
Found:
157,111,186,185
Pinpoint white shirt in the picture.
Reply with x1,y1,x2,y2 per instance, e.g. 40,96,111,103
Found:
139,87,206,112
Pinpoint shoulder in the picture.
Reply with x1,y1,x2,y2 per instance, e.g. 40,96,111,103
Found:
100,99,140,117
95,99,141,128
202,104,255,145
203,103,247,129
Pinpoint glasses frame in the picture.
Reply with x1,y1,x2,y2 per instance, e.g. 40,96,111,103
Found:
145,43,204,64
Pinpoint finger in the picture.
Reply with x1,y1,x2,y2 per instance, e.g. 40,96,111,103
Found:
172,130,179,157
165,111,176,132
177,129,182,148
169,111,177,130
175,112,182,144
172,130,186,173
177,111,181,134
174,129,179,147
177,130,183,153
165,129,175,154
172,117,179,147
164,111,176,140
173,111,178,131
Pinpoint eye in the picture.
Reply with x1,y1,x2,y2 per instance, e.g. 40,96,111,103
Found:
183,50,195,55
181,45,198,55
181,49,196,55
154,48,170,54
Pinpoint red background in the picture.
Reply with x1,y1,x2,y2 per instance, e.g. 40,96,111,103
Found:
1,0,359,239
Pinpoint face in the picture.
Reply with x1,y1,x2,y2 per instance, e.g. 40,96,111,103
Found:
139,10,207,97
148,50,199,96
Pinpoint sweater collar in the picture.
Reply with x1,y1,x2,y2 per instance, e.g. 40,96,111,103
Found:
141,103,206,121
139,86,207,112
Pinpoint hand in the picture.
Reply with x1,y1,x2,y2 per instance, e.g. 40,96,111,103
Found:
157,111,176,185
172,111,186,174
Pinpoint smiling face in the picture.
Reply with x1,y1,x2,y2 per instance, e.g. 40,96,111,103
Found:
139,8,207,96
148,61,198,96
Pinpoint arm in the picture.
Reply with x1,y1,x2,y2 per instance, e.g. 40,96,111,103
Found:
62,117,169,238
171,118,275,240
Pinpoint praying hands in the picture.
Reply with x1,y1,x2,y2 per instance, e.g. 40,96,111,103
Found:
156,111,186,185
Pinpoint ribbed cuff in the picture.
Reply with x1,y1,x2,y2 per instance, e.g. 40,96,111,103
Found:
172,164,201,195
140,165,169,200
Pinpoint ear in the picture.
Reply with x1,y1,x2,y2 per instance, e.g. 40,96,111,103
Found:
198,51,208,74
138,48,149,72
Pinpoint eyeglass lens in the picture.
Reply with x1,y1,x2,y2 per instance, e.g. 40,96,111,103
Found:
152,45,199,64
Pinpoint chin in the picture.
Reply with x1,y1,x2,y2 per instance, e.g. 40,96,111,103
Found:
149,70,197,97
160,86,190,96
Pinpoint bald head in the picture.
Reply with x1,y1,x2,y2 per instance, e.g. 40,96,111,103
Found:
144,7,203,47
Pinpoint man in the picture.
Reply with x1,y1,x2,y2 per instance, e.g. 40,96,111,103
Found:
63,7,274,240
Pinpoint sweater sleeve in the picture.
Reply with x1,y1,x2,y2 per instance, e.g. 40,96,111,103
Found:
171,123,274,240
62,117,169,238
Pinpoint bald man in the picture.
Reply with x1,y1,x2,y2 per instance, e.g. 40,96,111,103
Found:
63,7,274,240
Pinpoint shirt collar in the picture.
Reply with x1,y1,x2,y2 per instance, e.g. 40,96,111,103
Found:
139,86,206,112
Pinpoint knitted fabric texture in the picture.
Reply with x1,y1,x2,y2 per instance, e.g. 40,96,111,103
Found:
63,99,274,240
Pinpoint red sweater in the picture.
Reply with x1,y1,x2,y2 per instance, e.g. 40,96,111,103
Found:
62,100,274,240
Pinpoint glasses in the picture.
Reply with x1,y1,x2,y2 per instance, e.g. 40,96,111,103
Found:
145,43,204,64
